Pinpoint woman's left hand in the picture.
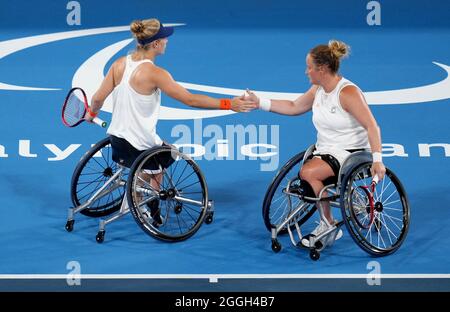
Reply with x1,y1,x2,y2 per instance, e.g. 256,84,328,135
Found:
371,162,386,181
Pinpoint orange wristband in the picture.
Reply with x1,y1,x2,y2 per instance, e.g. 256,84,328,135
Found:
87,108,98,117
220,99,231,110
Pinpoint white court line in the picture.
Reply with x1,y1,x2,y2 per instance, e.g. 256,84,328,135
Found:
1,274,449,279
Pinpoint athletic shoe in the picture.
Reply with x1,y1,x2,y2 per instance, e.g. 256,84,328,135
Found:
301,220,343,248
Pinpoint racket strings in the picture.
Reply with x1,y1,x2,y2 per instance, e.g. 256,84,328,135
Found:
64,92,86,126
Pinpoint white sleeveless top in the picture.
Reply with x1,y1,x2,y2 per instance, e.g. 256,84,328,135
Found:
312,77,369,164
107,55,163,150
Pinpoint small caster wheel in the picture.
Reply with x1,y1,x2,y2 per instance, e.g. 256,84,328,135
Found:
314,240,323,250
174,203,183,214
271,239,282,253
65,220,74,232
310,249,320,261
204,212,214,224
96,230,105,243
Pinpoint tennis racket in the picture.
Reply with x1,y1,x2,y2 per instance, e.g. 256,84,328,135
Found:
62,87,107,128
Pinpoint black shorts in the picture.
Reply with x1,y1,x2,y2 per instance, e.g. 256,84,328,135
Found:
110,135,175,170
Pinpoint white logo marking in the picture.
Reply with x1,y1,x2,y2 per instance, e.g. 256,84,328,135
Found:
1,26,449,120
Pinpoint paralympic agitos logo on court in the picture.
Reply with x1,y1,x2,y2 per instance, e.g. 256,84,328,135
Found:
0,26,449,169
2,25,450,109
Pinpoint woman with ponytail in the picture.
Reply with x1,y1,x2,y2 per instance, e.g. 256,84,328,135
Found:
85,19,255,223
87,18,255,154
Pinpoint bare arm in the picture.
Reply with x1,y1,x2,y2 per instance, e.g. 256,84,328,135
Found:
247,85,318,116
90,64,116,113
271,85,318,115
153,67,255,112
340,86,381,153
340,85,386,179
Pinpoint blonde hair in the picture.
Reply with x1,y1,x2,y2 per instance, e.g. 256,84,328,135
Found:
130,18,161,46
310,40,350,74
328,40,350,59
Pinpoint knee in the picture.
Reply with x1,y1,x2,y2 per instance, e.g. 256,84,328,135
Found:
300,166,316,182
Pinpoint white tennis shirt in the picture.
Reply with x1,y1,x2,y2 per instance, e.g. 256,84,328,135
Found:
312,77,370,164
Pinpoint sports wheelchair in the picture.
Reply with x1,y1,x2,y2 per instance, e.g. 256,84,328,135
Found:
262,145,410,260
65,137,214,243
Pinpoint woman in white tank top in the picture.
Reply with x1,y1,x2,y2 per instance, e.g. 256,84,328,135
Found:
85,18,255,151
84,18,256,223
246,40,386,245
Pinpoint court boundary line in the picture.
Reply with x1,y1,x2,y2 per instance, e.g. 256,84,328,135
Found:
1,274,449,279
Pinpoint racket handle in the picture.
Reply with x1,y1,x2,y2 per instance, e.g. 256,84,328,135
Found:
93,117,107,128
372,174,379,185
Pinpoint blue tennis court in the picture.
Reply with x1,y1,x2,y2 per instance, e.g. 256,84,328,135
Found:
0,0,449,291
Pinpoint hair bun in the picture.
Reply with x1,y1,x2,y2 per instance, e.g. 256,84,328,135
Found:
130,20,145,35
130,19,161,43
328,40,350,59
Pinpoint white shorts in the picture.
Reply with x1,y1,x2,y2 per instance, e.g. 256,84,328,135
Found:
313,147,351,166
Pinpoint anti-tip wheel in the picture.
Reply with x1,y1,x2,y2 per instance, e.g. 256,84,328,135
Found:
271,239,282,253
204,212,214,224
310,249,320,261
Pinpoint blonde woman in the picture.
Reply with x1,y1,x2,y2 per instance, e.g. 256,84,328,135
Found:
86,19,255,224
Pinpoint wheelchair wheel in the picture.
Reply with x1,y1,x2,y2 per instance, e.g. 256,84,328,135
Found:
340,162,410,256
262,151,316,234
71,137,128,217
127,145,208,242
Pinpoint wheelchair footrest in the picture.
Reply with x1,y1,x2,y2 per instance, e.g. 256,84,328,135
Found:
296,234,324,250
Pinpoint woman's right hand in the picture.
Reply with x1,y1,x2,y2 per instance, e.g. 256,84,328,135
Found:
84,110,95,123
244,89,260,107
230,96,257,112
